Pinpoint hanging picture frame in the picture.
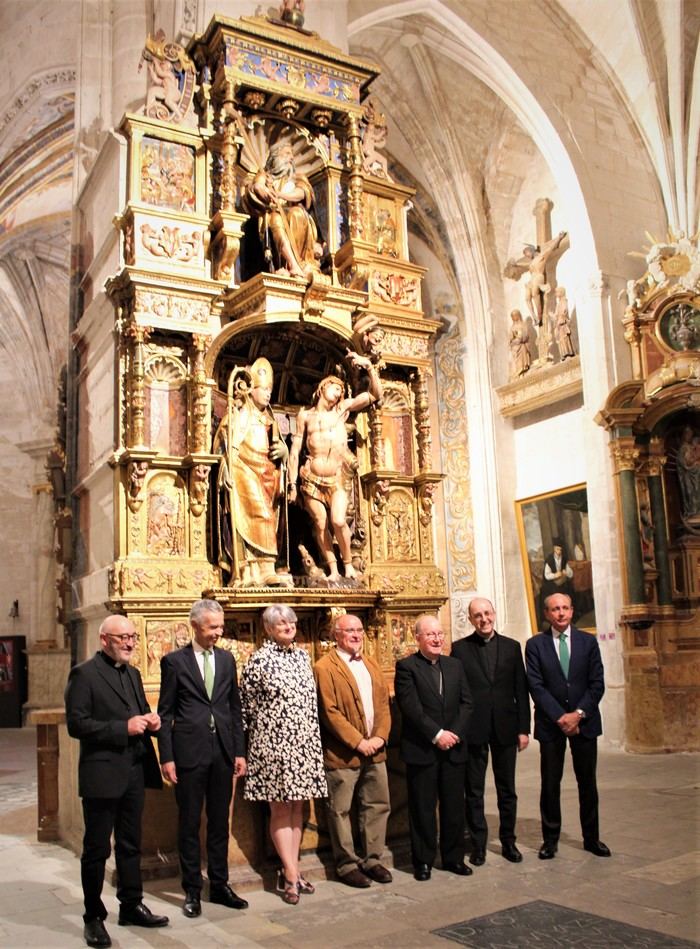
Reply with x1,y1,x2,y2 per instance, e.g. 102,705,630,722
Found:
515,483,597,634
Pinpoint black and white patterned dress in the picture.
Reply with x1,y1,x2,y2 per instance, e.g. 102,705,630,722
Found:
240,640,328,802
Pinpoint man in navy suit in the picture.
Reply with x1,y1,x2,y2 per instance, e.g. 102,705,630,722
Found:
395,614,473,880
65,614,169,949
452,597,530,866
158,599,248,918
525,592,611,859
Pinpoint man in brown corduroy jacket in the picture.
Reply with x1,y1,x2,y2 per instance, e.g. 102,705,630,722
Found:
315,614,392,887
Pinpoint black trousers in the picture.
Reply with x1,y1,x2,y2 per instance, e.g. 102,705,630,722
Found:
539,733,599,844
80,759,145,922
175,731,234,893
466,741,518,848
406,756,466,868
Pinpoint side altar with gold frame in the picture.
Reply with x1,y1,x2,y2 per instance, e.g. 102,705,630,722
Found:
596,231,700,752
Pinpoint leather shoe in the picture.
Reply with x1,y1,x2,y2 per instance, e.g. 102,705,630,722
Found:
362,864,393,884
442,862,473,876
502,843,523,863
209,884,249,909
538,842,557,860
84,918,111,948
118,902,169,927
584,839,611,857
339,868,371,887
183,891,201,918
469,848,486,866
413,863,431,881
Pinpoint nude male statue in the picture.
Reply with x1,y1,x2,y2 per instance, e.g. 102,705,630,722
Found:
522,232,567,326
288,353,382,581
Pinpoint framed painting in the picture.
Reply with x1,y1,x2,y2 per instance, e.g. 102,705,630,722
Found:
515,483,597,634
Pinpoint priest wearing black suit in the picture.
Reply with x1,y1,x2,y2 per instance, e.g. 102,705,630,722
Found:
157,598,248,919
525,592,611,860
395,614,473,881
65,614,169,949
452,597,530,867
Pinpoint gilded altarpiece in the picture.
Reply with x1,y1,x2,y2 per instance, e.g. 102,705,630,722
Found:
597,232,700,751
97,13,451,875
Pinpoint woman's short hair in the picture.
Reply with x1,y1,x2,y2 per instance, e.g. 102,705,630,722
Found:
262,604,298,631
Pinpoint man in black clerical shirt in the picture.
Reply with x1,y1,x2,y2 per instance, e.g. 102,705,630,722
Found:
452,598,530,866
65,614,168,948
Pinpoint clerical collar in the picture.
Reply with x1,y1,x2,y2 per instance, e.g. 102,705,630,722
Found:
100,650,123,670
418,651,440,665
477,632,496,643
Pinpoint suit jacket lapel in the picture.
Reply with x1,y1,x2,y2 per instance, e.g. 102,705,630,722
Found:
544,631,567,683
184,643,208,698
331,648,367,727
94,655,130,707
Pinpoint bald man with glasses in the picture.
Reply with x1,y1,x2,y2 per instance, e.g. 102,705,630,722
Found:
65,614,168,948
315,614,392,887
395,614,473,881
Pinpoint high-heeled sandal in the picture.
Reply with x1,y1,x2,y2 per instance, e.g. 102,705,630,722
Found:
297,875,315,895
277,870,300,905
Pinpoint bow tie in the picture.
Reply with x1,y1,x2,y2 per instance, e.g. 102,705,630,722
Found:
349,654,363,661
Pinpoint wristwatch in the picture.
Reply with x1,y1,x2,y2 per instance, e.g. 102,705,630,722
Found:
576,708,586,718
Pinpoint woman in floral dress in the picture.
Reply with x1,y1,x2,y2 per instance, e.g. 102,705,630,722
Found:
240,604,327,903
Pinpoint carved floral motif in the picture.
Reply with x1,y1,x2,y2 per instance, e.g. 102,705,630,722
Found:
140,223,202,262
435,319,476,590
135,290,210,326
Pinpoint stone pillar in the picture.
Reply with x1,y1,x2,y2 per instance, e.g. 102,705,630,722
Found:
611,440,645,605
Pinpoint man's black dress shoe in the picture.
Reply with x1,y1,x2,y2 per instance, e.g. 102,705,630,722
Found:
84,918,111,948
183,891,201,917
584,840,611,857
118,902,169,927
413,863,431,881
209,884,249,910
442,862,473,876
538,842,557,860
502,843,523,863
469,848,486,866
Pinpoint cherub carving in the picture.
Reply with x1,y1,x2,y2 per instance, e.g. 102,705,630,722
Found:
361,100,393,181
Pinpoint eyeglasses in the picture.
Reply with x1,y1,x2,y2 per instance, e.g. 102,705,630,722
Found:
107,634,139,644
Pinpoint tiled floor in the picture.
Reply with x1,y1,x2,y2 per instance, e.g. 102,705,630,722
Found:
0,727,698,948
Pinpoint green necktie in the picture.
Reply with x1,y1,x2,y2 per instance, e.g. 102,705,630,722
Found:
559,633,570,678
202,649,214,698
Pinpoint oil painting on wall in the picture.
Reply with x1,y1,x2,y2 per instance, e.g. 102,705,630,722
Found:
515,483,597,633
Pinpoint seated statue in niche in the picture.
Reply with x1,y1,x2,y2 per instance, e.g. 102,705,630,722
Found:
242,141,322,279
288,353,382,582
213,358,292,588
508,309,531,379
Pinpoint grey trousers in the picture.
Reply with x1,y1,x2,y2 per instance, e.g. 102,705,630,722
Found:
325,761,391,876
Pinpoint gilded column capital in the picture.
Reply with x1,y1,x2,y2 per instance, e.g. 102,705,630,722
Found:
610,438,640,473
